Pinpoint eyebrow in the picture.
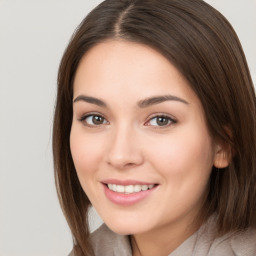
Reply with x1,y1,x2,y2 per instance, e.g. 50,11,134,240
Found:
73,95,107,107
73,94,189,108
137,95,189,108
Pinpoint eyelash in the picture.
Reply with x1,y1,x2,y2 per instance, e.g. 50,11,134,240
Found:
145,114,177,128
78,113,177,128
79,112,109,127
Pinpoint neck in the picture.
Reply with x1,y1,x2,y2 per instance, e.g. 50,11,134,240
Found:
131,215,202,256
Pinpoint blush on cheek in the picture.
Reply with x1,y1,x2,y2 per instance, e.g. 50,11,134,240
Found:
70,136,104,180
156,135,213,177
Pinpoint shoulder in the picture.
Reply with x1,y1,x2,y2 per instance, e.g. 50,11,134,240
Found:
68,224,132,256
90,224,132,256
193,216,256,256
209,228,256,256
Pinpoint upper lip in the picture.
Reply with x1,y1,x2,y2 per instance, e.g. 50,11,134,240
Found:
101,179,157,186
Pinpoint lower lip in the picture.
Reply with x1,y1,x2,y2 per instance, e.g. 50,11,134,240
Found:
102,184,157,206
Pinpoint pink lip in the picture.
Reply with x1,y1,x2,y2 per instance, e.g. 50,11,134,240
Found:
101,180,158,206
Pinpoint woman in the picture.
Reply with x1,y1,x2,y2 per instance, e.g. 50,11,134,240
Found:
53,0,256,255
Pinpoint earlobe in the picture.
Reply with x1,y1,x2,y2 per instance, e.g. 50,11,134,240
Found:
213,144,232,169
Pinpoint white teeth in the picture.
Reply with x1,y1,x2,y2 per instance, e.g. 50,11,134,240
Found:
107,184,155,194
134,184,141,192
116,185,125,193
141,185,148,191
125,185,133,193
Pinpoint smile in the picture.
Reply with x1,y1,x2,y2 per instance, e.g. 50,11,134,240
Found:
102,181,158,206
107,184,155,194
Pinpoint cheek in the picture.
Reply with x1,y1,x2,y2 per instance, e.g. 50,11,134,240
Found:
70,127,104,181
148,127,215,180
148,129,214,216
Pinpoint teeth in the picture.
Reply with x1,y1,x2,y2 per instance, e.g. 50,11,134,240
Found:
134,184,141,192
141,185,148,191
125,185,133,193
107,184,155,194
116,185,125,193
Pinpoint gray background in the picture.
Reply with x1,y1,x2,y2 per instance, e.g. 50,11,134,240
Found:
0,0,255,255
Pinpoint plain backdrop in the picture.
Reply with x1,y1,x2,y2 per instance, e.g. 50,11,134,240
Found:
0,1,255,255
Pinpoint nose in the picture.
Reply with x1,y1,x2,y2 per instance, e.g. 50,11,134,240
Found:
106,124,144,170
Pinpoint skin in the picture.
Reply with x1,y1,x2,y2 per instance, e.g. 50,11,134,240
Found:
70,40,229,256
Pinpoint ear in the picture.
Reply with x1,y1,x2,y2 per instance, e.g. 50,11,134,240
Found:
213,142,232,169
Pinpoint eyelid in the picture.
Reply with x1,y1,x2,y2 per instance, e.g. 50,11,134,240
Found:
144,113,177,127
78,112,109,127
77,112,176,128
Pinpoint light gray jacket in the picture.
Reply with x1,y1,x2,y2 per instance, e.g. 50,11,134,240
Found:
70,217,256,255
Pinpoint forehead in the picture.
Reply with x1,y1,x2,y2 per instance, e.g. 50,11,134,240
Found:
73,40,199,107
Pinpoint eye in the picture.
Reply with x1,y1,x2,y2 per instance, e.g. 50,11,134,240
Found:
80,114,108,126
146,115,176,127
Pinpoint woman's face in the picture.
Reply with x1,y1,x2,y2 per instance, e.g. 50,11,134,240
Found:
70,40,220,236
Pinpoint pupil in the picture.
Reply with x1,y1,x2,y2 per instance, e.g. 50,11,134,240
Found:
93,115,103,124
157,117,168,126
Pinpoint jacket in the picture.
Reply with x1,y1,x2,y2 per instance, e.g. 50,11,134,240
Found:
70,216,256,255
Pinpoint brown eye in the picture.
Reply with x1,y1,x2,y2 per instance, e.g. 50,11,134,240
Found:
146,115,176,127
81,114,108,126
92,115,104,125
156,116,169,126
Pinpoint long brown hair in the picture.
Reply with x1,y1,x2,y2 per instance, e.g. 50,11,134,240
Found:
53,0,256,255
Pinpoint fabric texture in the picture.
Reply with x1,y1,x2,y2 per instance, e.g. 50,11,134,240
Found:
89,216,256,256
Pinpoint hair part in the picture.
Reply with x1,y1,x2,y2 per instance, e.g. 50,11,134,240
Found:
53,0,256,254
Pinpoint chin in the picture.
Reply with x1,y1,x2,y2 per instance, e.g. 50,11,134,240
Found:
103,216,150,235
107,224,145,235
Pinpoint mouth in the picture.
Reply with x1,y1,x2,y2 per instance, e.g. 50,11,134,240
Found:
101,179,160,206
105,183,157,194
101,180,159,206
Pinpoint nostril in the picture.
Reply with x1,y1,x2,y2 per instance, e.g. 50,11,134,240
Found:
126,162,136,166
